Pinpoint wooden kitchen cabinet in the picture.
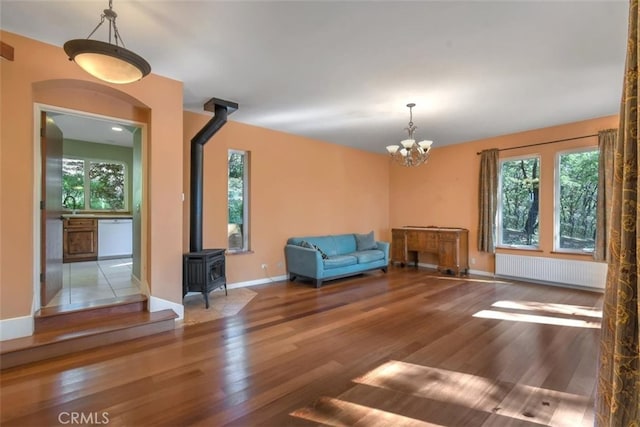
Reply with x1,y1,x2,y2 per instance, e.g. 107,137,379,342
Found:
63,218,98,263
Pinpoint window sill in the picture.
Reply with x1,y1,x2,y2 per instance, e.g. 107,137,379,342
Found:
226,250,254,256
550,250,594,257
496,246,543,252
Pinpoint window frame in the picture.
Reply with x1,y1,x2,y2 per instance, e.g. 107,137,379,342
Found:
62,156,128,212
227,149,250,253
497,154,542,250
554,147,599,254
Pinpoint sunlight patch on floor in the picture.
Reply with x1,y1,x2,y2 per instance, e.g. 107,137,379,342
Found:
473,298,602,329
491,300,602,318
473,310,600,329
290,396,443,427
352,360,592,426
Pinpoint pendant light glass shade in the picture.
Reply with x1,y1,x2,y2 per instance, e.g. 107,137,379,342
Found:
64,39,150,84
64,0,151,84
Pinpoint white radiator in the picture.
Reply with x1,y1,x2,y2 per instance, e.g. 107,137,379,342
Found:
495,254,607,290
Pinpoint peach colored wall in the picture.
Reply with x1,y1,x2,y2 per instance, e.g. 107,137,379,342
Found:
0,31,617,324
183,113,390,283
1,31,184,321
389,115,619,274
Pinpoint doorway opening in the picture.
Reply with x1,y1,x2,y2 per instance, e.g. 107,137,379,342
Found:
35,104,147,311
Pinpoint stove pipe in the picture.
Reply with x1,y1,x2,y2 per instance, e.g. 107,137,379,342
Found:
189,97,238,253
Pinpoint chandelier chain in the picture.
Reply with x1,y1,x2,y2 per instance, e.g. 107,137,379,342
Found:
85,15,106,41
84,0,125,47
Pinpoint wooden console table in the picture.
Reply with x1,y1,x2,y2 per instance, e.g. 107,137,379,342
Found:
391,227,469,276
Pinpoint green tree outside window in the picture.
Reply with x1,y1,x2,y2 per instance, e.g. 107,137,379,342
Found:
62,158,126,211
500,157,540,247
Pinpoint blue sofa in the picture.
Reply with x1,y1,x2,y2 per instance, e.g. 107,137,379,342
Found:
285,232,389,288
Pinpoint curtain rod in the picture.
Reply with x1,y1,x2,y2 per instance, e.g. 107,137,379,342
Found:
476,133,598,155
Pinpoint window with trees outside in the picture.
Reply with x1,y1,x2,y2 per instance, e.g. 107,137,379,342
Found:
228,150,250,252
498,155,540,248
555,148,598,252
62,158,126,211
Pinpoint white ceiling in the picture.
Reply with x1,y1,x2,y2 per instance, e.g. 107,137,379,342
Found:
1,1,629,152
47,112,137,147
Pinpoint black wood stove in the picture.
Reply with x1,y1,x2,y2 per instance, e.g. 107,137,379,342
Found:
183,97,238,308
183,248,226,308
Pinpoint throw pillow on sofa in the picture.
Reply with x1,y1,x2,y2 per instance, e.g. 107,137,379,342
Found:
355,231,377,251
299,240,329,259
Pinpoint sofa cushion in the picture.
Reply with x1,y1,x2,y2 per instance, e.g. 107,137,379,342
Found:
323,255,358,269
299,240,329,259
355,231,377,251
352,249,385,264
330,235,357,255
288,235,357,257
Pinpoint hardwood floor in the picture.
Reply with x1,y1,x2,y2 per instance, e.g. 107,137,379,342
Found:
0,267,603,426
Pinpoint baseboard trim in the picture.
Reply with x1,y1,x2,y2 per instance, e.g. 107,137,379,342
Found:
148,296,184,321
468,268,494,277
416,263,493,278
0,315,34,341
227,275,288,289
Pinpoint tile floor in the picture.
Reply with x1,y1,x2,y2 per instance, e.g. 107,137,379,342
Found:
181,287,257,326
46,258,142,307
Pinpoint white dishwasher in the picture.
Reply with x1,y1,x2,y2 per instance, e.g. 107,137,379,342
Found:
98,219,133,259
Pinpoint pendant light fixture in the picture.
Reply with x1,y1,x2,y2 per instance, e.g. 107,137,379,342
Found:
386,103,434,167
64,0,151,84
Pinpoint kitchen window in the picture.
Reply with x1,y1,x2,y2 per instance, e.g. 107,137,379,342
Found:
62,158,127,211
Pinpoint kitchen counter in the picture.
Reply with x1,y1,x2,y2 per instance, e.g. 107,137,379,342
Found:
62,215,133,262
62,213,133,219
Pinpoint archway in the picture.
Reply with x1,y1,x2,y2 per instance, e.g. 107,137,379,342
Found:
33,79,150,310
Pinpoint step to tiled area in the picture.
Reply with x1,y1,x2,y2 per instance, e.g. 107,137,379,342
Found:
1,295,177,370
35,294,149,332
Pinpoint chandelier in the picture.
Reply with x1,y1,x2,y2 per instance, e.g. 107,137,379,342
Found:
63,0,151,84
386,103,434,167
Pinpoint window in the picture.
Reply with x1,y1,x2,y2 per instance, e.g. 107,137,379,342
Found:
228,150,250,251
62,158,127,211
555,149,599,252
498,155,540,248
62,159,85,210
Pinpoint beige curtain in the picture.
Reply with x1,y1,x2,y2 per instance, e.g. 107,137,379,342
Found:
594,129,618,262
477,149,499,253
595,0,639,424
